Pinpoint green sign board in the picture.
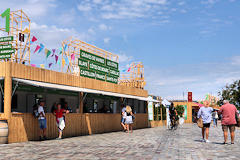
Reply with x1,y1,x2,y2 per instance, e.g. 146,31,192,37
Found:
89,61,109,74
0,53,11,59
79,49,119,84
106,59,118,69
106,75,118,84
78,58,88,69
80,49,105,65
0,44,12,50
0,48,14,54
80,68,96,79
184,105,187,120
0,36,13,42
96,71,106,81
109,68,120,77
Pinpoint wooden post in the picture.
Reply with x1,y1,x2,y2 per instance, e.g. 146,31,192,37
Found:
79,92,83,113
4,62,12,120
161,106,163,125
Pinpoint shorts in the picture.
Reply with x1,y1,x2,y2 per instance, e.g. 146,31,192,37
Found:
203,123,210,128
38,119,47,129
121,117,126,124
222,124,235,132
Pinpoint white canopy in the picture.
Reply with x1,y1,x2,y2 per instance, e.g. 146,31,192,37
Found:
147,96,160,103
13,78,149,101
162,99,171,107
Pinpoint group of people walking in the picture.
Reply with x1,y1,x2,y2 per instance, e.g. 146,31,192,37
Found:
120,105,135,133
197,100,239,144
35,101,70,141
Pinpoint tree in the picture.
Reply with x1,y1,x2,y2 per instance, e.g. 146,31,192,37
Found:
176,105,185,117
218,80,240,110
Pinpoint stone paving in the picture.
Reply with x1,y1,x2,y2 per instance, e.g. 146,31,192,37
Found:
0,123,239,160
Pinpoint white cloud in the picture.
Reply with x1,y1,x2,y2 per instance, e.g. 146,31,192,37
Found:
145,57,240,100
0,0,57,17
118,53,133,63
77,4,92,12
231,56,240,65
98,24,108,31
103,37,110,44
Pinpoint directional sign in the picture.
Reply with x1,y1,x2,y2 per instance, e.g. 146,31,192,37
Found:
0,49,15,54
0,36,13,42
0,53,11,59
0,44,12,50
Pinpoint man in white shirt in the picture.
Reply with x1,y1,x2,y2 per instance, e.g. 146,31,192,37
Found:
38,101,47,140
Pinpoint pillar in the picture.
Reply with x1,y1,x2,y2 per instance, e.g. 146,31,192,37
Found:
4,62,12,120
79,92,83,113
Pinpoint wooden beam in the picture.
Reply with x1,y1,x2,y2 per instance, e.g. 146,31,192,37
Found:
79,92,83,113
4,62,12,120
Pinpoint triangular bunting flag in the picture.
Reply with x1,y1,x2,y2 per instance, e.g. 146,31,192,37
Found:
34,45,41,54
71,53,75,61
40,64,45,69
31,64,36,67
31,36,37,42
23,28,30,33
62,58,66,67
55,55,59,64
38,43,44,53
64,44,67,51
48,63,53,68
44,48,48,55
127,67,131,72
46,50,51,58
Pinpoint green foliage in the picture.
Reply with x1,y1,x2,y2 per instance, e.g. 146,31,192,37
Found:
218,80,240,110
176,105,185,117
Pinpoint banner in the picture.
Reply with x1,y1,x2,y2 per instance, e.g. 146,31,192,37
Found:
96,71,106,81
148,100,153,121
184,105,187,120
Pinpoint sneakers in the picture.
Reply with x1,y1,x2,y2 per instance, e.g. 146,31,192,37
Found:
200,138,205,142
205,139,210,143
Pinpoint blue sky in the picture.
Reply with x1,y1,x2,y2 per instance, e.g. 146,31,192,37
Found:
1,0,240,100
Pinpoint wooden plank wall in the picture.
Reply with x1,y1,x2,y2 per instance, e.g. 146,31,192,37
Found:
8,113,148,143
173,102,193,123
150,120,167,127
0,62,148,97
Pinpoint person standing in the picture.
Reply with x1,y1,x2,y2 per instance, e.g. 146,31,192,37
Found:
125,105,134,133
38,101,47,141
212,110,218,127
54,104,69,139
120,104,127,131
197,100,213,143
219,100,239,144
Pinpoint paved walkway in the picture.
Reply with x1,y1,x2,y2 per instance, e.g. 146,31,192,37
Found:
0,124,239,160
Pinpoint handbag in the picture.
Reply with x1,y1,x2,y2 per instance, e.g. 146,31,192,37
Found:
235,113,240,127
197,118,203,128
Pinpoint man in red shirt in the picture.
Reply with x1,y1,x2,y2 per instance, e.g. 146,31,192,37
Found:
219,100,239,144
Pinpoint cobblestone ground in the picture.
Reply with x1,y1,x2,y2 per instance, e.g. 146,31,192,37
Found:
0,123,239,160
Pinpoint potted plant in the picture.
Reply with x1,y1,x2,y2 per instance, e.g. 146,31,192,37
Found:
176,105,185,125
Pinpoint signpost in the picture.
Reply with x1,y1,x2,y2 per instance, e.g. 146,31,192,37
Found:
78,49,119,84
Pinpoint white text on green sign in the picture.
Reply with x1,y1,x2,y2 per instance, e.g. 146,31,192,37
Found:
80,50,105,65
0,36,13,42
89,62,109,73
0,53,11,59
0,44,12,50
80,68,96,79
78,58,88,69
106,59,118,69
0,49,15,54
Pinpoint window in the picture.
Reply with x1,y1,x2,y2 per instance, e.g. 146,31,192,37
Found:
12,94,18,109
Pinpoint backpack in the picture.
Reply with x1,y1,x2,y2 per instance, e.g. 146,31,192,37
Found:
32,104,39,118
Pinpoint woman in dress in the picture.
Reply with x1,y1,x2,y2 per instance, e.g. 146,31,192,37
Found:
125,105,134,133
54,103,69,139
